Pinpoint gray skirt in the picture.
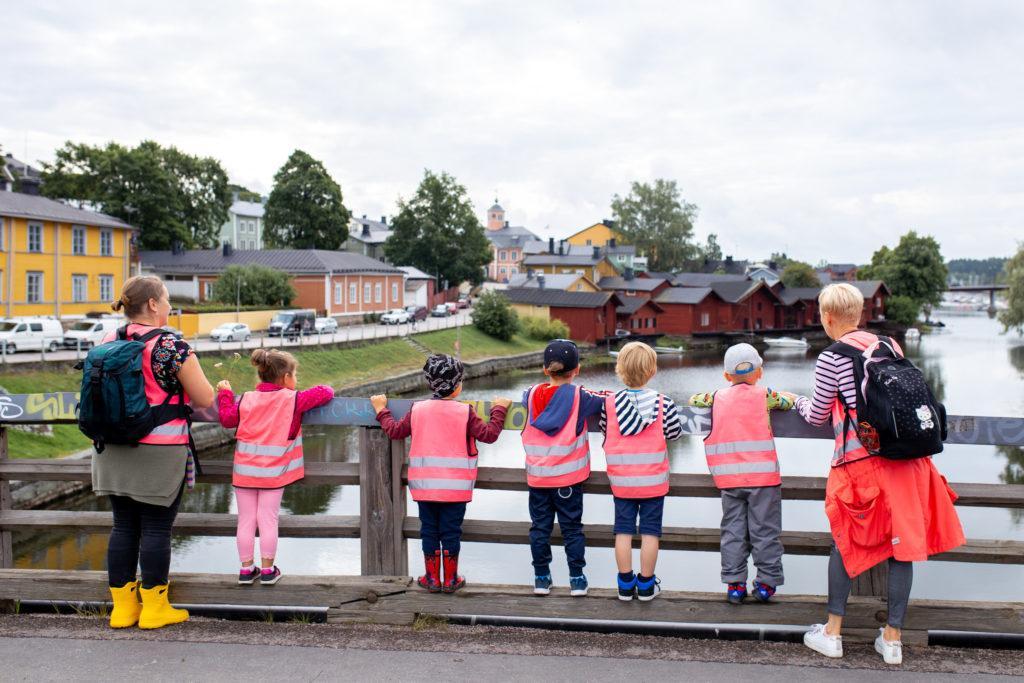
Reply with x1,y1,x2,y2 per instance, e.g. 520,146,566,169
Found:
92,443,188,507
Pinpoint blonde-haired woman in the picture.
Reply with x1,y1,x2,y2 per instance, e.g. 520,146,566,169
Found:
796,283,964,665
94,275,215,629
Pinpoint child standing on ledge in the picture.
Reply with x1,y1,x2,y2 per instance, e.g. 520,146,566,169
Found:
372,354,511,593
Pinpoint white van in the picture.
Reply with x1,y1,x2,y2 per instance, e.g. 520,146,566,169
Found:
0,317,65,353
63,317,124,350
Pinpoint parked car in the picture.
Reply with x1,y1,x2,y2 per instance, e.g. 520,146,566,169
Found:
380,308,411,325
614,328,631,338
456,296,470,309
445,302,458,315
314,317,338,333
0,317,65,353
210,322,251,342
63,317,123,350
431,304,450,318
405,305,428,321
162,325,184,338
268,310,316,338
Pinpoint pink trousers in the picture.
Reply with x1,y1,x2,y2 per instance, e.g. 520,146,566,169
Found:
234,487,284,563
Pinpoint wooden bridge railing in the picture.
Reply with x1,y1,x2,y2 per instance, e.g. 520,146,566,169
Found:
1,393,1023,642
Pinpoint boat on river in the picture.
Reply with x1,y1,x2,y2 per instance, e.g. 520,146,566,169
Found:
609,345,685,357
763,336,809,350
905,327,921,340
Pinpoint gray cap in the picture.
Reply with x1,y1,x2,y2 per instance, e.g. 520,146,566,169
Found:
723,343,763,376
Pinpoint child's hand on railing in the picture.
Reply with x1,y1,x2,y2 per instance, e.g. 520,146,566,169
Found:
216,380,232,393
370,394,389,414
779,391,798,402
492,397,512,409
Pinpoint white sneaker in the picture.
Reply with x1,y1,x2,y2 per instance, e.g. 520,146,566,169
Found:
875,628,903,665
803,623,843,658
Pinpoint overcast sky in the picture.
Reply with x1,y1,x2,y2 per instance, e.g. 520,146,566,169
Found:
2,1,1022,263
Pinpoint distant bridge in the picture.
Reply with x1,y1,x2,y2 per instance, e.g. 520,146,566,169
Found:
945,284,1007,311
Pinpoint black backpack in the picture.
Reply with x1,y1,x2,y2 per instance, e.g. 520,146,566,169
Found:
827,336,946,460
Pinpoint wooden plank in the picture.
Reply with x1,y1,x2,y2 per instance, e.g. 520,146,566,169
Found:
0,569,412,607
0,510,361,538
407,519,1024,564
0,427,11,570
0,460,361,486
360,428,404,576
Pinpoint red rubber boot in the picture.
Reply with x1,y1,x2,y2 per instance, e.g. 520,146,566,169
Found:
417,551,442,592
441,549,466,593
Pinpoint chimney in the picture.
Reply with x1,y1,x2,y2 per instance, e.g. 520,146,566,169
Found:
537,275,546,289
381,215,387,225
361,223,371,237
592,245,600,259
504,220,509,228
558,242,564,256
548,237,555,254
725,255,734,265
624,267,634,281
609,237,616,249
222,242,233,257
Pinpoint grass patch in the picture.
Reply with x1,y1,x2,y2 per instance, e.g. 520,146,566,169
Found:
415,326,546,361
412,613,449,631
7,425,92,459
0,369,81,394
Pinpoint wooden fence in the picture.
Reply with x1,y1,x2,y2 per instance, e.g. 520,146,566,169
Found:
1,394,1023,644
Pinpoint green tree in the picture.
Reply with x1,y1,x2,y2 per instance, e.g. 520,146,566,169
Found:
473,291,519,341
701,233,722,262
228,183,262,203
998,244,1024,334
770,252,793,270
611,179,700,271
781,261,821,288
211,264,295,307
861,232,947,314
384,170,493,287
41,140,231,250
263,150,350,249
885,295,920,326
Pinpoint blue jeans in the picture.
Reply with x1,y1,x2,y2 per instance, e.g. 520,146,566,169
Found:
528,484,585,576
417,501,467,555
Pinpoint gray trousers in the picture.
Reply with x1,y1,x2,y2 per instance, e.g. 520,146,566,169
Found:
827,544,913,628
720,485,784,586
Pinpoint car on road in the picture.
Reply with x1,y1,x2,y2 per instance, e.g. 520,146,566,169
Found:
431,304,450,318
380,308,411,325
405,305,428,321
63,317,123,350
456,296,470,309
268,310,316,338
0,317,64,353
445,302,458,315
210,323,251,342
315,317,338,333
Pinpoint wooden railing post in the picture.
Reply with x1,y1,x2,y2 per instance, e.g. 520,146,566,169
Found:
359,426,408,576
0,426,11,570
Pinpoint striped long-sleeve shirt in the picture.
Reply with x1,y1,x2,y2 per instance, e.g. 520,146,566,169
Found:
795,351,859,426
598,388,683,440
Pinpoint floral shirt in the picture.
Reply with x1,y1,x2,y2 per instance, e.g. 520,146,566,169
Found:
151,335,192,394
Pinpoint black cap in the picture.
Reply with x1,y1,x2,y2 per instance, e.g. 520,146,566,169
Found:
544,339,579,372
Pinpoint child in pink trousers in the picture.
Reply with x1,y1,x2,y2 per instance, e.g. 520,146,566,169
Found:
217,348,334,585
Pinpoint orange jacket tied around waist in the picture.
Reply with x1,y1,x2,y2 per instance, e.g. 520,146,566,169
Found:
407,400,478,503
521,385,591,488
233,389,304,488
602,394,670,498
703,383,781,489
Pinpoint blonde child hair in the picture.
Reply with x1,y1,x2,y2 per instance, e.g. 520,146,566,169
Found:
818,283,864,325
615,342,658,388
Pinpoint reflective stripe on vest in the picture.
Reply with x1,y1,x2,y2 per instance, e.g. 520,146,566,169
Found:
602,393,670,498
232,389,305,488
520,385,591,488
408,400,477,503
703,383,781,489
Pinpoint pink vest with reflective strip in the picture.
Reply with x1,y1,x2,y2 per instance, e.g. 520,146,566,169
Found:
521,385,591,488
102,324,190,446
703,383,781,489
603,394,670,499
233,389,304,488
408,400,477,503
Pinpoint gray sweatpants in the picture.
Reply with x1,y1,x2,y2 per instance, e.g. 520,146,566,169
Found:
720,485,784,587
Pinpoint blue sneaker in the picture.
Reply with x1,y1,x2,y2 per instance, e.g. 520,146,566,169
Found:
534,574,552,595
753,581,776,602
636,575,661,602
727,582,747,604
569,574,589,597
617,573,637,601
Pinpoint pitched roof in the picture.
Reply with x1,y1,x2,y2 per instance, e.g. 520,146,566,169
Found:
140,249,404,276
598,276,666,292
484,223,540,248
0,191,134,229
507,273,588,290
229,200,265,218
850,280,890,297
700,258,749,274
828,263,858,274
655,286,713,305
672,272,749,287
502,288,618,309
398,266,433,280
616,296,663,315
642,270,676,280
709,280,765,303
522,252,610,267
564,221,620,242
777,286,822,306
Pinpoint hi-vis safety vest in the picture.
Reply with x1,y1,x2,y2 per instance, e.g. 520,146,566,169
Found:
408,400,477,503
703,383,781,489
521,385,591,488
602,394,670,499
233,389,304,488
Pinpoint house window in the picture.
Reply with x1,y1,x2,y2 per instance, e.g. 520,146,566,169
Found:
375,283,382,303
350,283,357,304
72,226,86,255
510,267,518,276
391,283,399,302
100,230,113,256
499,267,507,275
585,239,592,246
99,275,114,302
756,301,762,312
700,312,710,327
72,274,88,302
499,250,507,261
364,284,371,303
28,223,43,252
875,296,881,306
334,283,343,305
27,272,43,303
203,281,212,300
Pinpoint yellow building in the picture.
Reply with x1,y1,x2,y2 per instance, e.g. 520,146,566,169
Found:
1,192,137,317
521,247,619,283
565,222,622,247
509,272,599,292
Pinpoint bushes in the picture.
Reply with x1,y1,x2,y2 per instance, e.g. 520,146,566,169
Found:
211,264,295,307
885,295,920,326
472,291,519,341
520,316,570,341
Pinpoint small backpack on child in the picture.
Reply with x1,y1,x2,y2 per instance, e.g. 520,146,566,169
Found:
827,335,946,459
77,327,190,453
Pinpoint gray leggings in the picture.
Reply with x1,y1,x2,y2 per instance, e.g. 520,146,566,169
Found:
827,544,913,628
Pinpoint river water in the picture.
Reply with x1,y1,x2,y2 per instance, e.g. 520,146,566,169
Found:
14,313,1024,600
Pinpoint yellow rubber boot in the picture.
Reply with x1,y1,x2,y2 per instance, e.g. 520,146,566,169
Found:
138,583,189,629
108,581,141,628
